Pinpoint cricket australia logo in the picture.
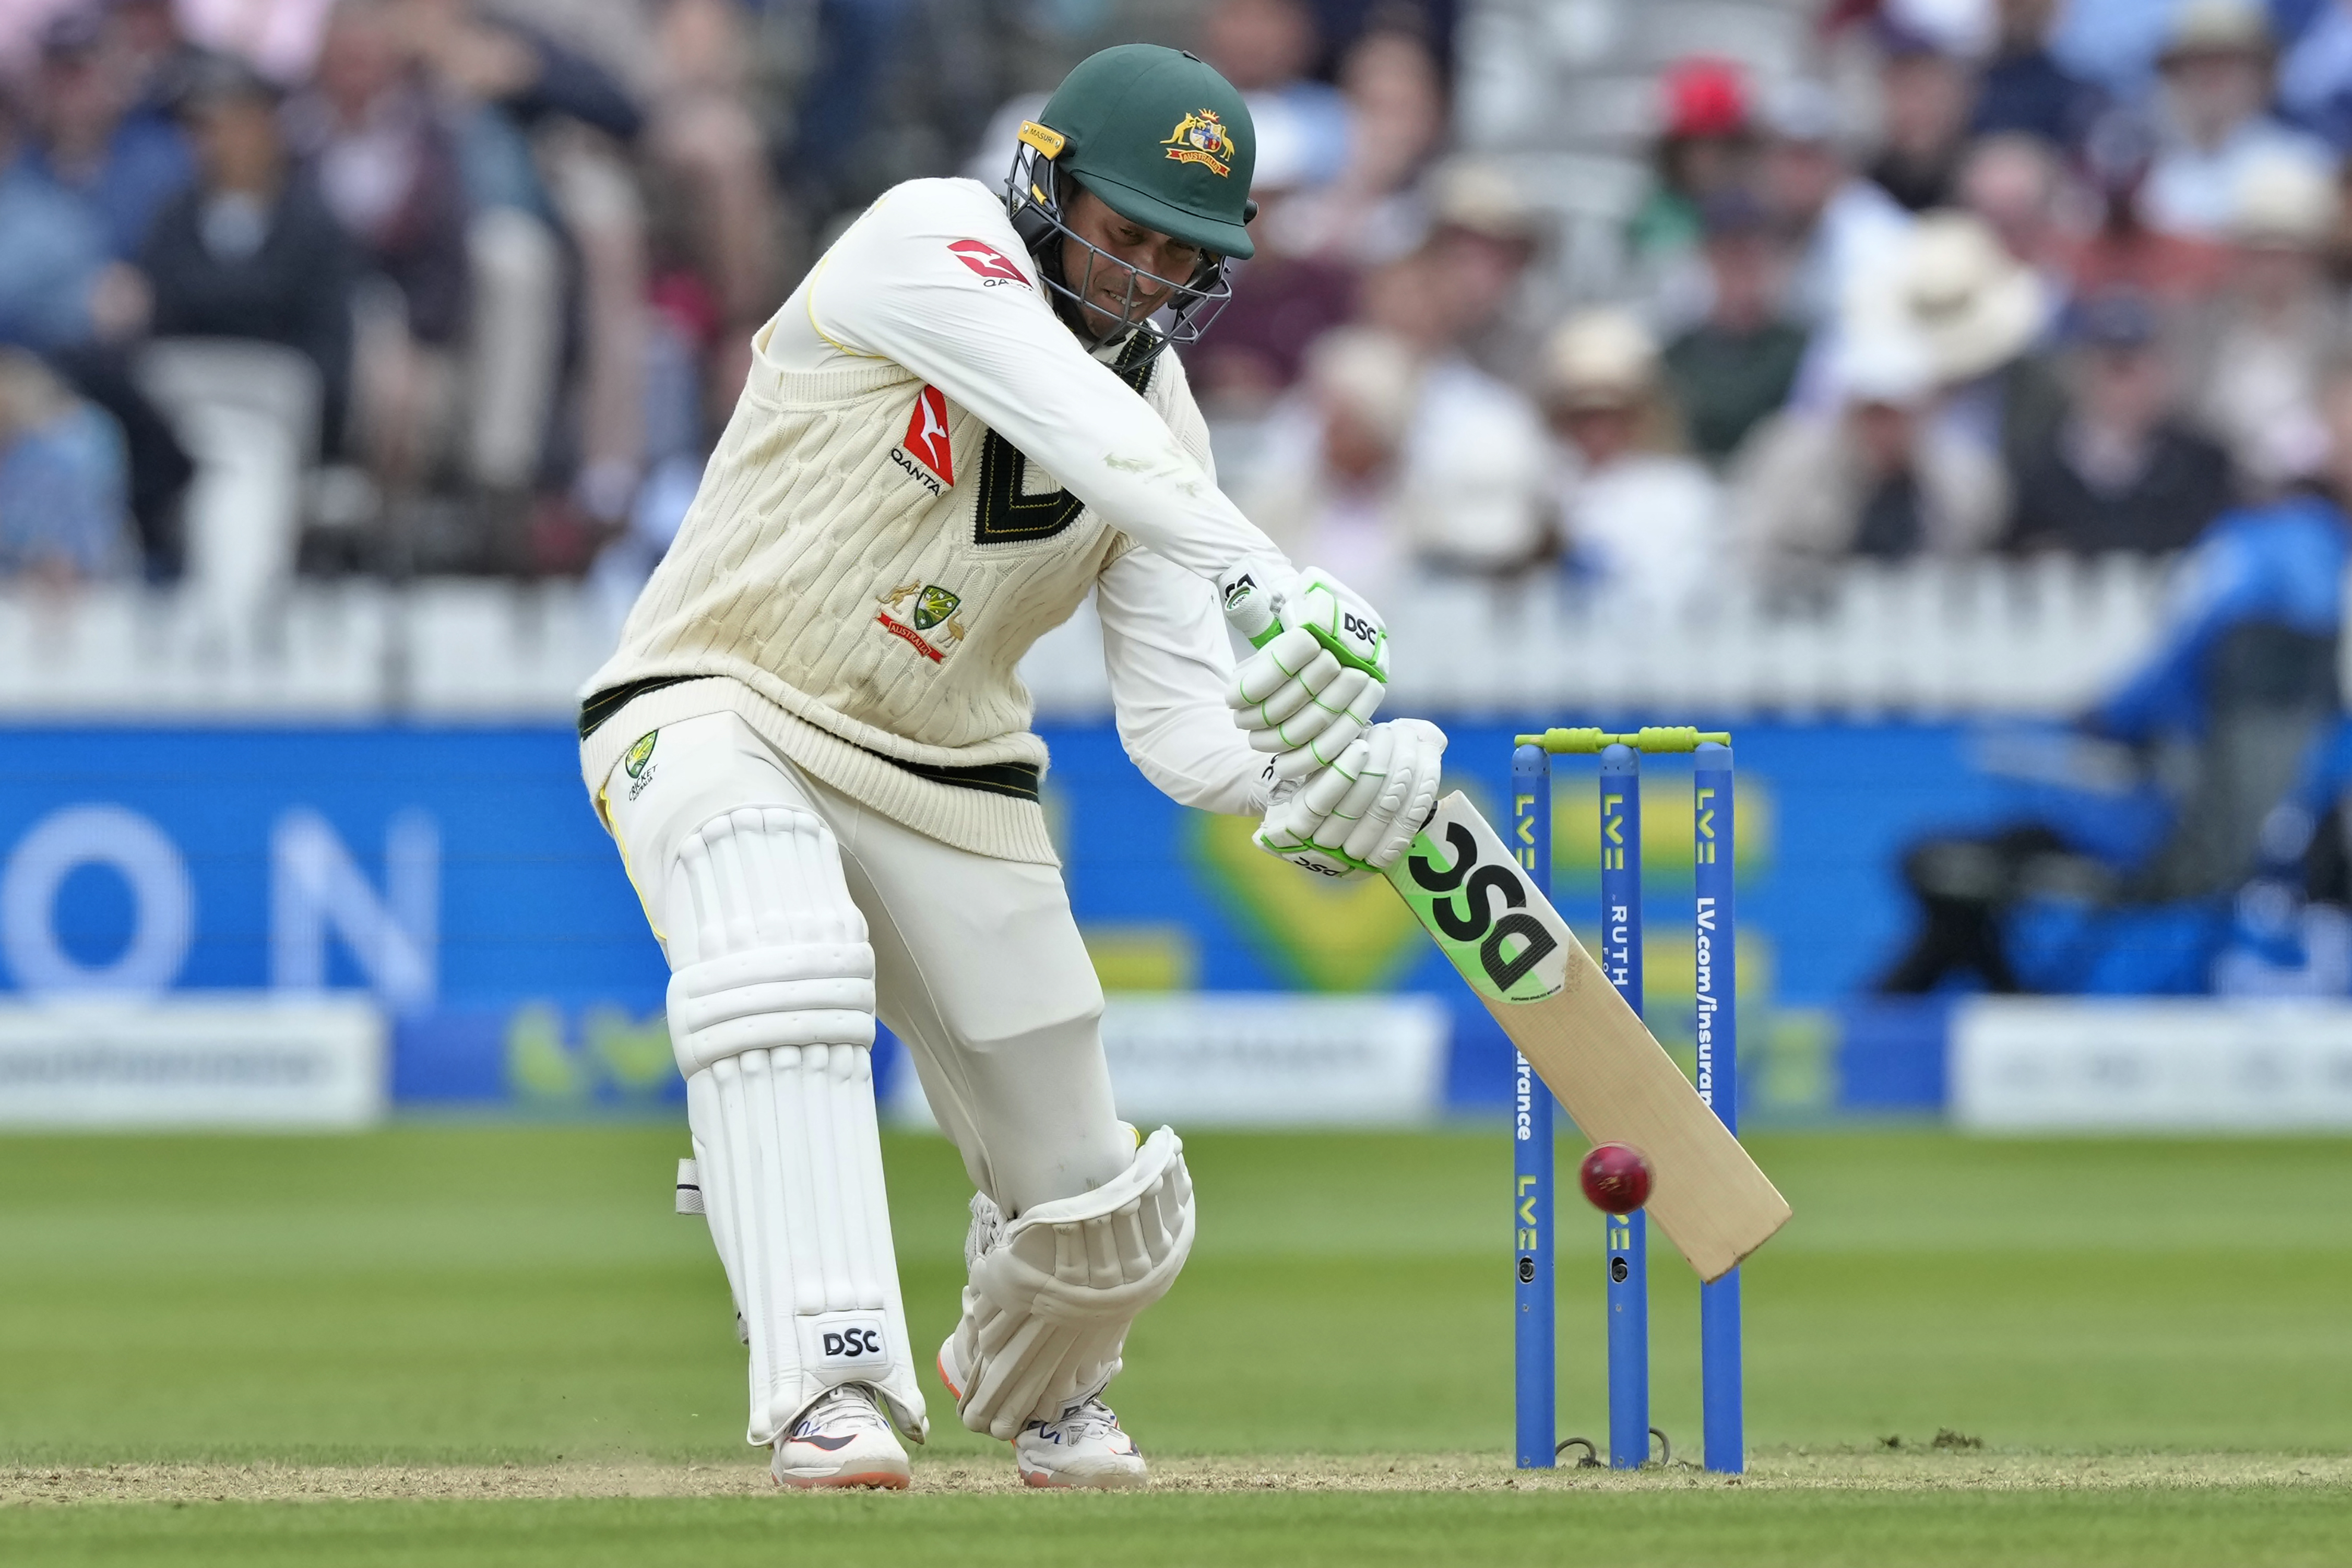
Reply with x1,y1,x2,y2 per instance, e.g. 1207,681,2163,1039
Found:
890,385,955,494
910,584,961,630
1162,109,1236,177
876,581,968,664
623,730,658,799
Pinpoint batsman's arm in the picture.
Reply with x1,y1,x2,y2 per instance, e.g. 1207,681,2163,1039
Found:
803,182,1284,586
1096,543,1274,815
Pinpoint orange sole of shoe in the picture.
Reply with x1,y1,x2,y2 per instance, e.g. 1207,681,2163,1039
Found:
775,1470,910,1491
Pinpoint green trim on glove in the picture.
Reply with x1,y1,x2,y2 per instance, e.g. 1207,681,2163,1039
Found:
1305,621,1386,681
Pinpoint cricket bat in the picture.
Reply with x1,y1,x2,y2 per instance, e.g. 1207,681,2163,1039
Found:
1386,791,1791,1282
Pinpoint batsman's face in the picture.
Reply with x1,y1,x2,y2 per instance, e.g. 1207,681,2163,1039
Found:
1059,186,1206,339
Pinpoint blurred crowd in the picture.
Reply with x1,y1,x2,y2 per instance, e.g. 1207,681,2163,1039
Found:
1207,0,2352,616
3,0,801,587
15,0,2352,614
0,0,1449,592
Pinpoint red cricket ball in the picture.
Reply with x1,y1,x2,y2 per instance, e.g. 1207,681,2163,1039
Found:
1579,1143,1654,1214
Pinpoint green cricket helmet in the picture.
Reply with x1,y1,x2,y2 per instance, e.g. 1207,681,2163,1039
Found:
1007,43,1260,355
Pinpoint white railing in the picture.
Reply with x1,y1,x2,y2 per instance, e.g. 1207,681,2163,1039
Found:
0,579,612,719
1387,554,2180,720
1029,554,2183,721
0,555,2194,722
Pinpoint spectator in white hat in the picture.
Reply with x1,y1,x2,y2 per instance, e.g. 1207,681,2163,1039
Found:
1417,157,1548,384
1845,210,2066,492
1541,310,1724,613
2180,150,2352,488
2143,0,2336,239
1731,326,2008,594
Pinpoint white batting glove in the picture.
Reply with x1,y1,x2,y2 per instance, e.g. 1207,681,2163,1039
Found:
1220,562,1388,783
1254,718,1447,878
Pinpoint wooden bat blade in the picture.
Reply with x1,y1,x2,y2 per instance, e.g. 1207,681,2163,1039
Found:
1385,792,1791,1281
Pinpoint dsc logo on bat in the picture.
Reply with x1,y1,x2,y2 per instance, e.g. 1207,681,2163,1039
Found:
1404,812,1563,998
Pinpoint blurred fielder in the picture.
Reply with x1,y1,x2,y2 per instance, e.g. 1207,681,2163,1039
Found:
580,44,1443,1489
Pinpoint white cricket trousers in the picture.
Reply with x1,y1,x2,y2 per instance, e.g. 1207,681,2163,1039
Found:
597,708,1134,1216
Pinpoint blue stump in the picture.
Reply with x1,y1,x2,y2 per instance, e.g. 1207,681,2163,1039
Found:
1510,743,1554,1468
1598,743,1650,1467
1695,741,1743,1474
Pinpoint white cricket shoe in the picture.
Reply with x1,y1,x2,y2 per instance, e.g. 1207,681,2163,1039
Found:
937,1333,1148,1489
771,1384,911,1490
1014,1395,1148,1489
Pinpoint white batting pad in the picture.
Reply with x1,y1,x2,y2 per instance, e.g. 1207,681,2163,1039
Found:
665,804,866,965
949,1126,1194,1439
689,1046,924,1443
663,804,924,1445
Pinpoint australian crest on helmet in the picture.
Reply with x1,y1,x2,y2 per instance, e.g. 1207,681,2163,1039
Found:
1162,108,1236,177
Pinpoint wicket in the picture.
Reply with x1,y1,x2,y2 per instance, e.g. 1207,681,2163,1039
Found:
1508,727,1743,1472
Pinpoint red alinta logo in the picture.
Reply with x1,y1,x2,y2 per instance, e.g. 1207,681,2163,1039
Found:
947,240,1030,286
899,385,955,483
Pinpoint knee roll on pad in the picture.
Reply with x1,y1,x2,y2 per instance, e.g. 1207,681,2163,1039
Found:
950,1126,1195,1439
668,945,874,1076
663,804,874,1078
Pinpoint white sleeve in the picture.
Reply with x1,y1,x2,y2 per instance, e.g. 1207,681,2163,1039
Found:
804,180,1284,583
1096,543,1270,816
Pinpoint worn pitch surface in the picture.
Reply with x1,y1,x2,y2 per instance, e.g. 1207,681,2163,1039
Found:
3,1127,2349,1563
8,1450,2352,1502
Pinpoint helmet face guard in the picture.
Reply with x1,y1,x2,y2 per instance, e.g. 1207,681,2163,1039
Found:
1006,139,1237,360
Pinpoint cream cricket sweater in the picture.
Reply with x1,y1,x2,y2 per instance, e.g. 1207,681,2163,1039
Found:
580,179,1280,863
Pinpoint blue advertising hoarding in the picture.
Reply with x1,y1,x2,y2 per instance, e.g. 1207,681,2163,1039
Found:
0,720,2008,1119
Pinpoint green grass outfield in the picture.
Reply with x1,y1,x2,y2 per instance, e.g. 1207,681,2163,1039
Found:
3,1125,2349,1564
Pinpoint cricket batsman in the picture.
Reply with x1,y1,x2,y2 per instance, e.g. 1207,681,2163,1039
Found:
578,43,1445,1490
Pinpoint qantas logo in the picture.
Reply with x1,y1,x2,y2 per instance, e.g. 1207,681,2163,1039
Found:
947,240,1031,287
893,384,955,489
